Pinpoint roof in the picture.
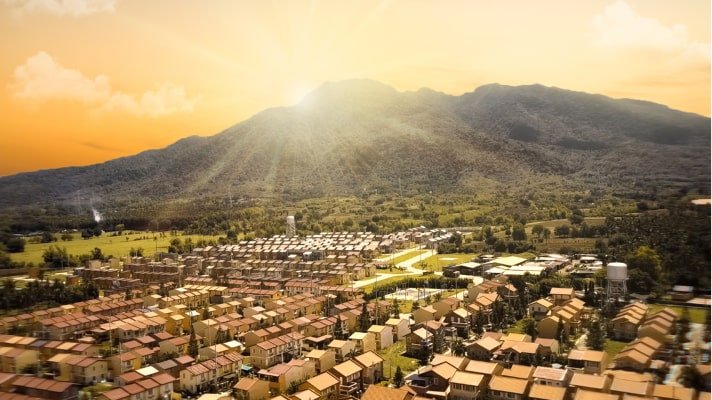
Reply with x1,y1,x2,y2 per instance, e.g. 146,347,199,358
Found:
465,360,500,375
12,376,73,393
653,384,696,400
332,360,362,377
361,385,414,400
450,371,484,386
528,384,567,400
354,351,384,368
488,376,529,395
549,287,574,296
533,366,569,381
306,372,339,391
234,377,260,391
501,365,535,380
610,377,652,396
570,373,611,390
568,349,606,362
574,389,620,400
471,336,501,351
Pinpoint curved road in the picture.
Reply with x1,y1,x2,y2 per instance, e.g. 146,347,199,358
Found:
353,247,437,288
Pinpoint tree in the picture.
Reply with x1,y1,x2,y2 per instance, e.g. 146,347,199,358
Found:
40,231,55,243
5,238,25,253
678,365,705,390
472,311,486,336
531,224,544,238
554,225,571,237
452,339,466,356
42,245,74,269
626,246,663,288
586,319,604,350
418,344,431,366
392,298,400,318
542,228,551,239
358,303,371,332
188,325,199,358
512,224,527,241
677,308,690,347
433,330,445,354
393,366,404,387
60,233,73,241
522,317,538,339
90,247,104,260
556,318,568,346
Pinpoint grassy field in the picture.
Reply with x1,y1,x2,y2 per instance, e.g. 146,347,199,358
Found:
387,250,429,266
10,231,221,265
378,340,420,378
418,253,474,271
604,339,628,359
362,276,410,294
647,304,708,324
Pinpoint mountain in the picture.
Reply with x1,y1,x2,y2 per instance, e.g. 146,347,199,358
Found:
0,80,709,208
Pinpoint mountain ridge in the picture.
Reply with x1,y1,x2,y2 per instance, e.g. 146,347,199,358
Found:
0,80,709,208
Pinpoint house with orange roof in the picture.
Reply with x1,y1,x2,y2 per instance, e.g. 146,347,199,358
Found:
0,347,38,374
353,351,384,385
328,359,364,396
567,349,608,375
10,376,77,400
449,370,485,400
299,372,340,400
233,377,271,400
488,375,530,400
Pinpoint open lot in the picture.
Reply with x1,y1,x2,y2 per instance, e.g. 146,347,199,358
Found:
9,231,221,265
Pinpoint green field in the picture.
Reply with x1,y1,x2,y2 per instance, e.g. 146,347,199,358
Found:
387,250,429,266
9,231,221,265
647,304,708,324
378,340,420,378
604,339,628,359
418,253,474,271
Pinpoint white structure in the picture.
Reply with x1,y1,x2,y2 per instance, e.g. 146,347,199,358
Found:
606,262,628,301
286,215,296,237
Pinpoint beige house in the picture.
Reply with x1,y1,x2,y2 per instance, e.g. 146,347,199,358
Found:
528,298,554,321
0,348,38,374
448,370,485,400
305,349,336,374
466,336,501,361
488,375,530,400
548,288,574,306
299,372,340,400
349,332,376,354
367,325,393,350
385,318,411,341
413,306,438,325
327,340,356,362
353,351,384,385
567,349,608,375
328,360,363,396
569,373,612,393
528,383,567,400
234,377,271,400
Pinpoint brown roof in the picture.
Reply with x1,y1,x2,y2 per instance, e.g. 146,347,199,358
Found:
488,376,529,395
574,389,620,400
609,377,652,396
361,385,414,400
570,373,611,390
465,360,500,375
306,372,339,391
568,349,606,362
100,388,130,400
528,384,567,400
653,384,696,400
450,371,484,386
501,365,535,380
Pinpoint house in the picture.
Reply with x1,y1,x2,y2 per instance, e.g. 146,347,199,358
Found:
328,360,363,396
257,362,313,394
305,349,336,374
448,371,485,400
10,376,78,400
99,374,174,400
668,285,694,301
353,351,384,385
385,318,411,341
527,383,567,400
548,288,574,306
234,377,271,400
367,325,393,350
327,340,356,362
361,385,414,400
501,365,535,381
534,338,560,360
528,299,554,321
299,372,340,400
653,383,697,400
532,366,572,387
466,336,501,361
610,303,647,341
349,332,376,354
608,375,654,398
487,375,529,400
569,373,612,393
499,341,540,365
464,360,503,386
567,350,608,375
432,297,461,319
407,362,457,397
405,328,433,356
443,308,471,338
413,306,438,325
250,333,305,369
537,316,565,340
0,348,38,374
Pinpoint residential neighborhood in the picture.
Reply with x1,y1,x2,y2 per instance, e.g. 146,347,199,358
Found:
0,230,708,400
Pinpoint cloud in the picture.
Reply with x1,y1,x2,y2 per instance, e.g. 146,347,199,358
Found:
4,0,117,16
592,1,710,68
80,141,125,152
10,51,197,117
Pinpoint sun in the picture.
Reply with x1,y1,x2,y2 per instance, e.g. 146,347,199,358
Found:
287,81,317,106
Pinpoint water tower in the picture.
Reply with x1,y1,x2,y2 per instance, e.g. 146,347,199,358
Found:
286,215,296,238
606,261,628,301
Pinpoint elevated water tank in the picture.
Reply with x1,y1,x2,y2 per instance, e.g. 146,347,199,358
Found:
606,262,628,281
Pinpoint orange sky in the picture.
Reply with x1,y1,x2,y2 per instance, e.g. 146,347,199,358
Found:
0,0,709,176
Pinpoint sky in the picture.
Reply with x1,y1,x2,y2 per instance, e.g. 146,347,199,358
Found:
0,0,709,176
